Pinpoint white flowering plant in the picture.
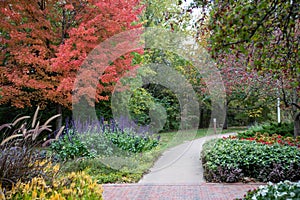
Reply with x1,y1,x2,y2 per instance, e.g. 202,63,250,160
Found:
237,180,300,200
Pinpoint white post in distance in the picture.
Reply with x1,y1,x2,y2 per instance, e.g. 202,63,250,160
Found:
277,97,281,123
213,118,217,134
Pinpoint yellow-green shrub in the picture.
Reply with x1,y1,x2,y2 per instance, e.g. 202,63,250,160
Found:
3,171,103,200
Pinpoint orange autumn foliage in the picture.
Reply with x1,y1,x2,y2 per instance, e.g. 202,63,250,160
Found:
0,0,143,109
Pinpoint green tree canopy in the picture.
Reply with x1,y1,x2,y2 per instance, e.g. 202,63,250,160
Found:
194,0,300,134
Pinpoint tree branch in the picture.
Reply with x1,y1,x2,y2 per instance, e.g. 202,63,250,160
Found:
291,102,300,110
223,0,279,47
280,77,291,107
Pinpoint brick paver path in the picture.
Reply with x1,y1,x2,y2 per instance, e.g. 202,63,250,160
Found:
103,183,263,200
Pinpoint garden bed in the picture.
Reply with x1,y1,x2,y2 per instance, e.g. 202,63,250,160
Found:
202,123,300,184
237,180,300,200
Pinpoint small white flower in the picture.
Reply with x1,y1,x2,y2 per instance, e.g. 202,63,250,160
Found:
290,192,295,197
260,189,268,196
259,185,266,190
268,181,274,186
275,191,287,197
251,195,257,200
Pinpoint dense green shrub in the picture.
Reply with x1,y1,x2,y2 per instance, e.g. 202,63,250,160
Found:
129,88,155,126
201,139,300,183
128,85,180,132
53,120,160,159
238,122,294,139
50,134,95,161
78,132,114,156
238,180,300,200
104,128,159,153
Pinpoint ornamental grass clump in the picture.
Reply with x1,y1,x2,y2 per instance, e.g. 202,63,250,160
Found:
0,107,64,190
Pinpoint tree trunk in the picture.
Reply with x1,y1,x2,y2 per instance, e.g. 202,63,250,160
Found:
223,114,228,129
294,112,300,137
199,108,204,128
223,103,228,130
56,104,62,130
292,88,299,137
223,101,231,130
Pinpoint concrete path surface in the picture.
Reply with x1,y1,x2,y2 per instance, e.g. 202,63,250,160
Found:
102,133,265,200
138,133,234,184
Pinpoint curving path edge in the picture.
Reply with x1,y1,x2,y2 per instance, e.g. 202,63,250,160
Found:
139,133,234,184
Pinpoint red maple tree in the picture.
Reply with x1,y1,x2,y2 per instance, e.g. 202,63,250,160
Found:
0,0,143,125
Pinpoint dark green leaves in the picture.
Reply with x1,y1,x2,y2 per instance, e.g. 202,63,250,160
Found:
201,138,300,182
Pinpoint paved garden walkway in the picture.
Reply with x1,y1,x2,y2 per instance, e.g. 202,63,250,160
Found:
103,183,262,200
103,133,264,199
